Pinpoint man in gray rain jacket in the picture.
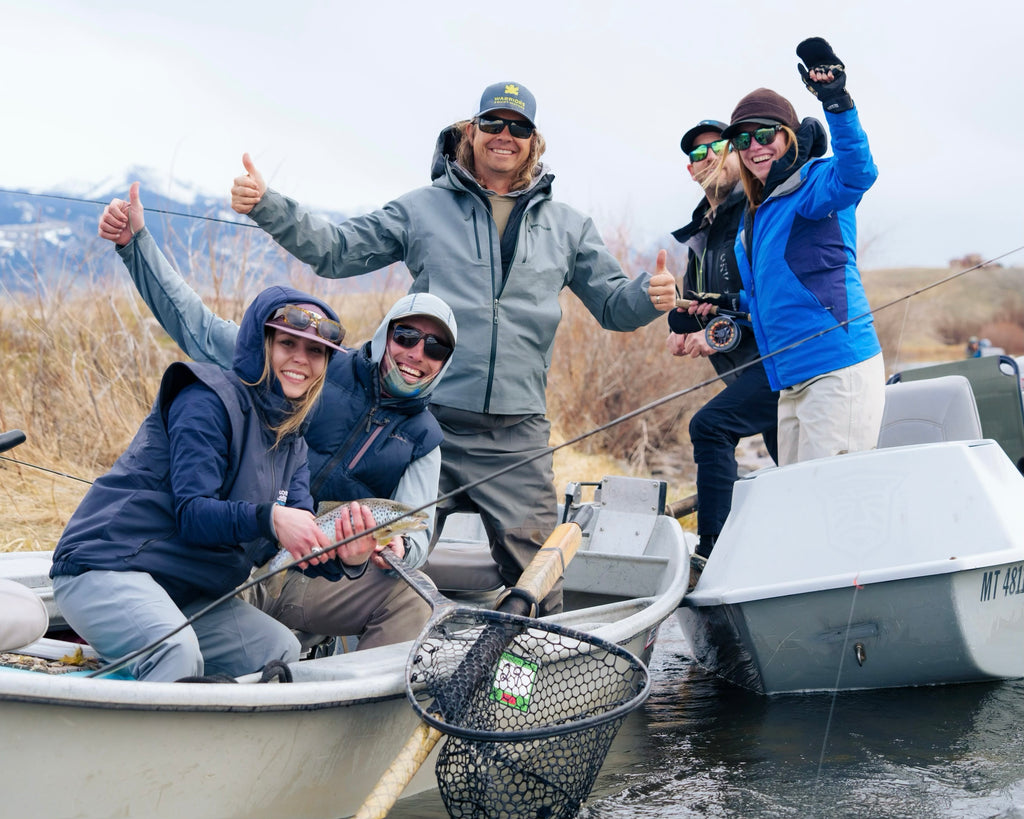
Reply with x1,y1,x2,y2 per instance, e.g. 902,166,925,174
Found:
231,82,673,613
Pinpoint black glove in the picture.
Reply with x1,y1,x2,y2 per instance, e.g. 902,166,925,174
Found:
796,37,854,114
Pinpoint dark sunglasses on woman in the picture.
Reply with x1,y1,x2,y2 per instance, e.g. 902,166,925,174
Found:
730,125,782,151
391,324,453,361
476,116,535,139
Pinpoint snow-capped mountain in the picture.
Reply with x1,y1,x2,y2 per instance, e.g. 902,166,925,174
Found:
0,170,353,292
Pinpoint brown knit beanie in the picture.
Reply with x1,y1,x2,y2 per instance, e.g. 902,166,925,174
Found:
721,89,799,138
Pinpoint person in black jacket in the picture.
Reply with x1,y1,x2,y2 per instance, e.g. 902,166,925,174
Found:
661,120,779,588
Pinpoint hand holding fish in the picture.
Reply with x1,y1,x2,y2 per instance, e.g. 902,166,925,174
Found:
97,181,145,246
272,505,332,569
256,499,429,597
328,500,382,568
231,152,267,215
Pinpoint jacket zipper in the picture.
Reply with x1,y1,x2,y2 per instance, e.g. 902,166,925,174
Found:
310,407,379,498
348,421,387,471
483,211,499,413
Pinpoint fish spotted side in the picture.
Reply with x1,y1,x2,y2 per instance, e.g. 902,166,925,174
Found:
254,498,429,597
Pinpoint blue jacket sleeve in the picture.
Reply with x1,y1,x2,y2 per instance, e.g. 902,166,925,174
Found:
117,228,239,368
166,383,264,545
799,107,878,220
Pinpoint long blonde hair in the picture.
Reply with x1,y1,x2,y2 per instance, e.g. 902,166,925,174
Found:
250,330,329,447
727,125,798,209
454,119,547,192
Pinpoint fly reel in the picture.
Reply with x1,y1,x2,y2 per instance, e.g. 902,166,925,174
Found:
704,315,741,353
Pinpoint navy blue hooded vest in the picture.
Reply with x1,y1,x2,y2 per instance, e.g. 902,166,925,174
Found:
50,287,340,606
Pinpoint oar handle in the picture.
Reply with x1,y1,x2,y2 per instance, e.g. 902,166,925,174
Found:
665,493,697,519
496,521,582,616
0,429,26,454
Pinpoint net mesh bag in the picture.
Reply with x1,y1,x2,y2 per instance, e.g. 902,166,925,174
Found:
406,608,650,819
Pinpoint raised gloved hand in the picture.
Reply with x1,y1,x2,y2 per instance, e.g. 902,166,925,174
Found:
796,37,854,114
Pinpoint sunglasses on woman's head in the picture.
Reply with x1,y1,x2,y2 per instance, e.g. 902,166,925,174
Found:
476,116,535,139
730,125,782,151
687,138,731,164
273,305,345,345
391,324,453,361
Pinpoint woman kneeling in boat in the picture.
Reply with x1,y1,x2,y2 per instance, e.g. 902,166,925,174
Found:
50,288,380,681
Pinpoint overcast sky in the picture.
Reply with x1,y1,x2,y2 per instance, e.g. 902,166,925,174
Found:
3,0,1021,269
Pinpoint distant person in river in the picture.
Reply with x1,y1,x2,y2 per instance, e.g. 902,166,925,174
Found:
94,183,458,653
50,284,384,681
720,37,883,465
966,336,981,358
229,80,672,615
650,118,778,587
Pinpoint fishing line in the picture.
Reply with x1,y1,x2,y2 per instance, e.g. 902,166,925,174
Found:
0,188,256,229
0,456,94,485
816,582,862,780
9,188,1020,674
85,240,1021,678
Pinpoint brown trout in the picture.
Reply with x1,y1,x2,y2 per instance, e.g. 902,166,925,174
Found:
255,498,429,598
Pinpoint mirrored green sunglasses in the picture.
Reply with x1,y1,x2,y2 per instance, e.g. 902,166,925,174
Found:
730,125,782,151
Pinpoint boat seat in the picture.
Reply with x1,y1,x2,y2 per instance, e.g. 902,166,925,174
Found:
877,375,983,448
422,513,503,595
0,578,49,652
888,356,1024,471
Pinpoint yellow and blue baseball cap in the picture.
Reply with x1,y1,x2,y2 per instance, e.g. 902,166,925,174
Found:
476,82,537,126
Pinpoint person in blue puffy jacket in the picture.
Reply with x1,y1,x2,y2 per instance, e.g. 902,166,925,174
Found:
50,285,382,681
721,37,884,465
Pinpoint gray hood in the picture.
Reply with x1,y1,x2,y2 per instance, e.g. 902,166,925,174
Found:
371,292,458,402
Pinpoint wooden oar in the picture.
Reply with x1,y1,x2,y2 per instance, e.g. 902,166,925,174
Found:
665,493,697,520
354,521,583,819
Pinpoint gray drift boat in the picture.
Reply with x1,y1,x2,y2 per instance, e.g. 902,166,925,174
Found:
678,355,1024,694
0,474,689,819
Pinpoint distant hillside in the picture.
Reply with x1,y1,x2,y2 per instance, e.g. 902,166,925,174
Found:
862,263,1024,364
0,171,403,294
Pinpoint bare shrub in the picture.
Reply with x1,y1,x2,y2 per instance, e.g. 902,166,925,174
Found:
981,321,1024,355
546,243,714,478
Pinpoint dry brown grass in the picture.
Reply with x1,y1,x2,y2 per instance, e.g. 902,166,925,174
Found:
2,234,1021,553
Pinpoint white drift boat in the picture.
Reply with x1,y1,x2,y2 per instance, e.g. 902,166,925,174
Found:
0,475,689,819
678,356,1024,694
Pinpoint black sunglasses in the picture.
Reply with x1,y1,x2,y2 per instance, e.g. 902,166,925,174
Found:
687,138,731,164
273,305,345,344
730,125,782,151
476,116,535,139
391,324,453,362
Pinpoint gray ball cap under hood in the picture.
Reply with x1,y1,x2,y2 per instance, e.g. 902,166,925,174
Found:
370,292,458,401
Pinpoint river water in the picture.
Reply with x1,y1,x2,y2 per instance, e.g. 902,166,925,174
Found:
387,616,1024,818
